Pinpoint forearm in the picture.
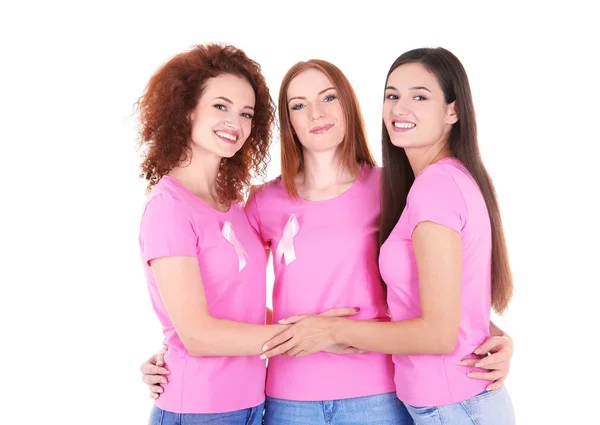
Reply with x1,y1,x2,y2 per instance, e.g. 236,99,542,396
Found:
334,317,457,355
490,320,508,338
186,320,288,357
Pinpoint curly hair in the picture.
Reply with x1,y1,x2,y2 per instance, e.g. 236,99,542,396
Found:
135,43,275,203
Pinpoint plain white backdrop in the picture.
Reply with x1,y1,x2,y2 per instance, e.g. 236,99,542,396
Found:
1,1,598,423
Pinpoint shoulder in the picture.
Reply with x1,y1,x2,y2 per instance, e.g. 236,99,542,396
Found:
358,163,382,189
248,176,285,202
411,162,461,197
144,180,189,216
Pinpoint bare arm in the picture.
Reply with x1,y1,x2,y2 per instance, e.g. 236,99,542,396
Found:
489,321,507,338
333,222,460,354
337,242,512,354
152,256,286,357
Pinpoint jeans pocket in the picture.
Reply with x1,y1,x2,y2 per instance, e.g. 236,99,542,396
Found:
468,387,502,403
460,387,516,425
404,403,441,425
147,405,165,425
246,402,265,425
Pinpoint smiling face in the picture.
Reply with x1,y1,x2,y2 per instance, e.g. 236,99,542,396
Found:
382,62,458,151
286,68,346,155
189,73,256,158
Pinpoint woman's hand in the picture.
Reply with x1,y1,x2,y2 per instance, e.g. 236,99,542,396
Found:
140,346,170,399
459,334,513,390
261,307,360,359
261,315,339,359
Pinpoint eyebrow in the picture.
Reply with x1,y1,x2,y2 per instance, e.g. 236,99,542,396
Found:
213,96,254,111
288,86,336,104
385,85,432,93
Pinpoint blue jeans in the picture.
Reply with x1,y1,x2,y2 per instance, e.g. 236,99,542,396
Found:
403,387,515,425
264,392,413,425
148,402,264,425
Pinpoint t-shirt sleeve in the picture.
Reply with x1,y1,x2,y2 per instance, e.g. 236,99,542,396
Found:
244,186,268,248
139,194,198,266
406,168,467,235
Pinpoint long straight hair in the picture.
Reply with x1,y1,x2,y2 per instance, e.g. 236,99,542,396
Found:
278,60,376,198
379,48,513,313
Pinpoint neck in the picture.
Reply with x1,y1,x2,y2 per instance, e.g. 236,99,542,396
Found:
299,148,352,189
405,142,452,176
168,146,222,203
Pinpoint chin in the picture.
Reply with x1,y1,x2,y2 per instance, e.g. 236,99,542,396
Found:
308,138,343,153
219,146,243,159
389,138,409,148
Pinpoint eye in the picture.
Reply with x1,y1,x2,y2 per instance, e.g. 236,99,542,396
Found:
241,112,254,119
324,94,337,102
414,95,426,101
385,93,398,101
214,104,226,111
291,103,305,111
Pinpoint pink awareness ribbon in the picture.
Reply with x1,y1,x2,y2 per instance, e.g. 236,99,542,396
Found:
276,214,300,265
221,221,248,272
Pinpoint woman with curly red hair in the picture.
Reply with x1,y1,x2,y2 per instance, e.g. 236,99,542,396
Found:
136,43,284,424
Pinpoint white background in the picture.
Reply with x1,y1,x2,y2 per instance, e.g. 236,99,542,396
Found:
1,1,598,423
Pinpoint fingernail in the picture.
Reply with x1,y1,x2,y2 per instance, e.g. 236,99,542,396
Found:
474,348,483,355
278,320,285,324
152,394,158,399
475,363,482,368
458,360,467,366
165,370,170,374
486,386,493,391
161,379,167,384
260,354,266,360
467,372,474,377
262,345,268,351
354,307,361,312
157,388,163,393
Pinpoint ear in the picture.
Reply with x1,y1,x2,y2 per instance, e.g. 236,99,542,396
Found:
446,101,459,125
188,104,199,123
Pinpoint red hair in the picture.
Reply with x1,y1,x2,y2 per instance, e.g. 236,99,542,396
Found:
136,43,275,203
277,60,376,198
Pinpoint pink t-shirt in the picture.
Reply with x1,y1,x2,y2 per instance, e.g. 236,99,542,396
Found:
245,164,395,401
139,176,267,413
379,157,492,406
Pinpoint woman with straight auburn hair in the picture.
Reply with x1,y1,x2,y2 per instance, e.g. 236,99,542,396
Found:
253,59,407,424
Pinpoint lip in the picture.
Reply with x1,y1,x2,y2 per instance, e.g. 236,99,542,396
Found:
391,120,416,133
310,124,334,134
214,129,240,144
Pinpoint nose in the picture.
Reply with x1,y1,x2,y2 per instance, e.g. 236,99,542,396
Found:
222,112,242,130
309,102,325,120
391,97,410,116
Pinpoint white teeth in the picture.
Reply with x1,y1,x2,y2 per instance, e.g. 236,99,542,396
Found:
393,122,415,129
215,131,237,141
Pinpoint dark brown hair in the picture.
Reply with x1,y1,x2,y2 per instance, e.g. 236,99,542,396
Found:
379,47,513,313
136,43,275,203
278,60,376,198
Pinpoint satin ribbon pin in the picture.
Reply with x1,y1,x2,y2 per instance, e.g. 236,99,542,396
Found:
221,221,248,272
276,214,300,265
